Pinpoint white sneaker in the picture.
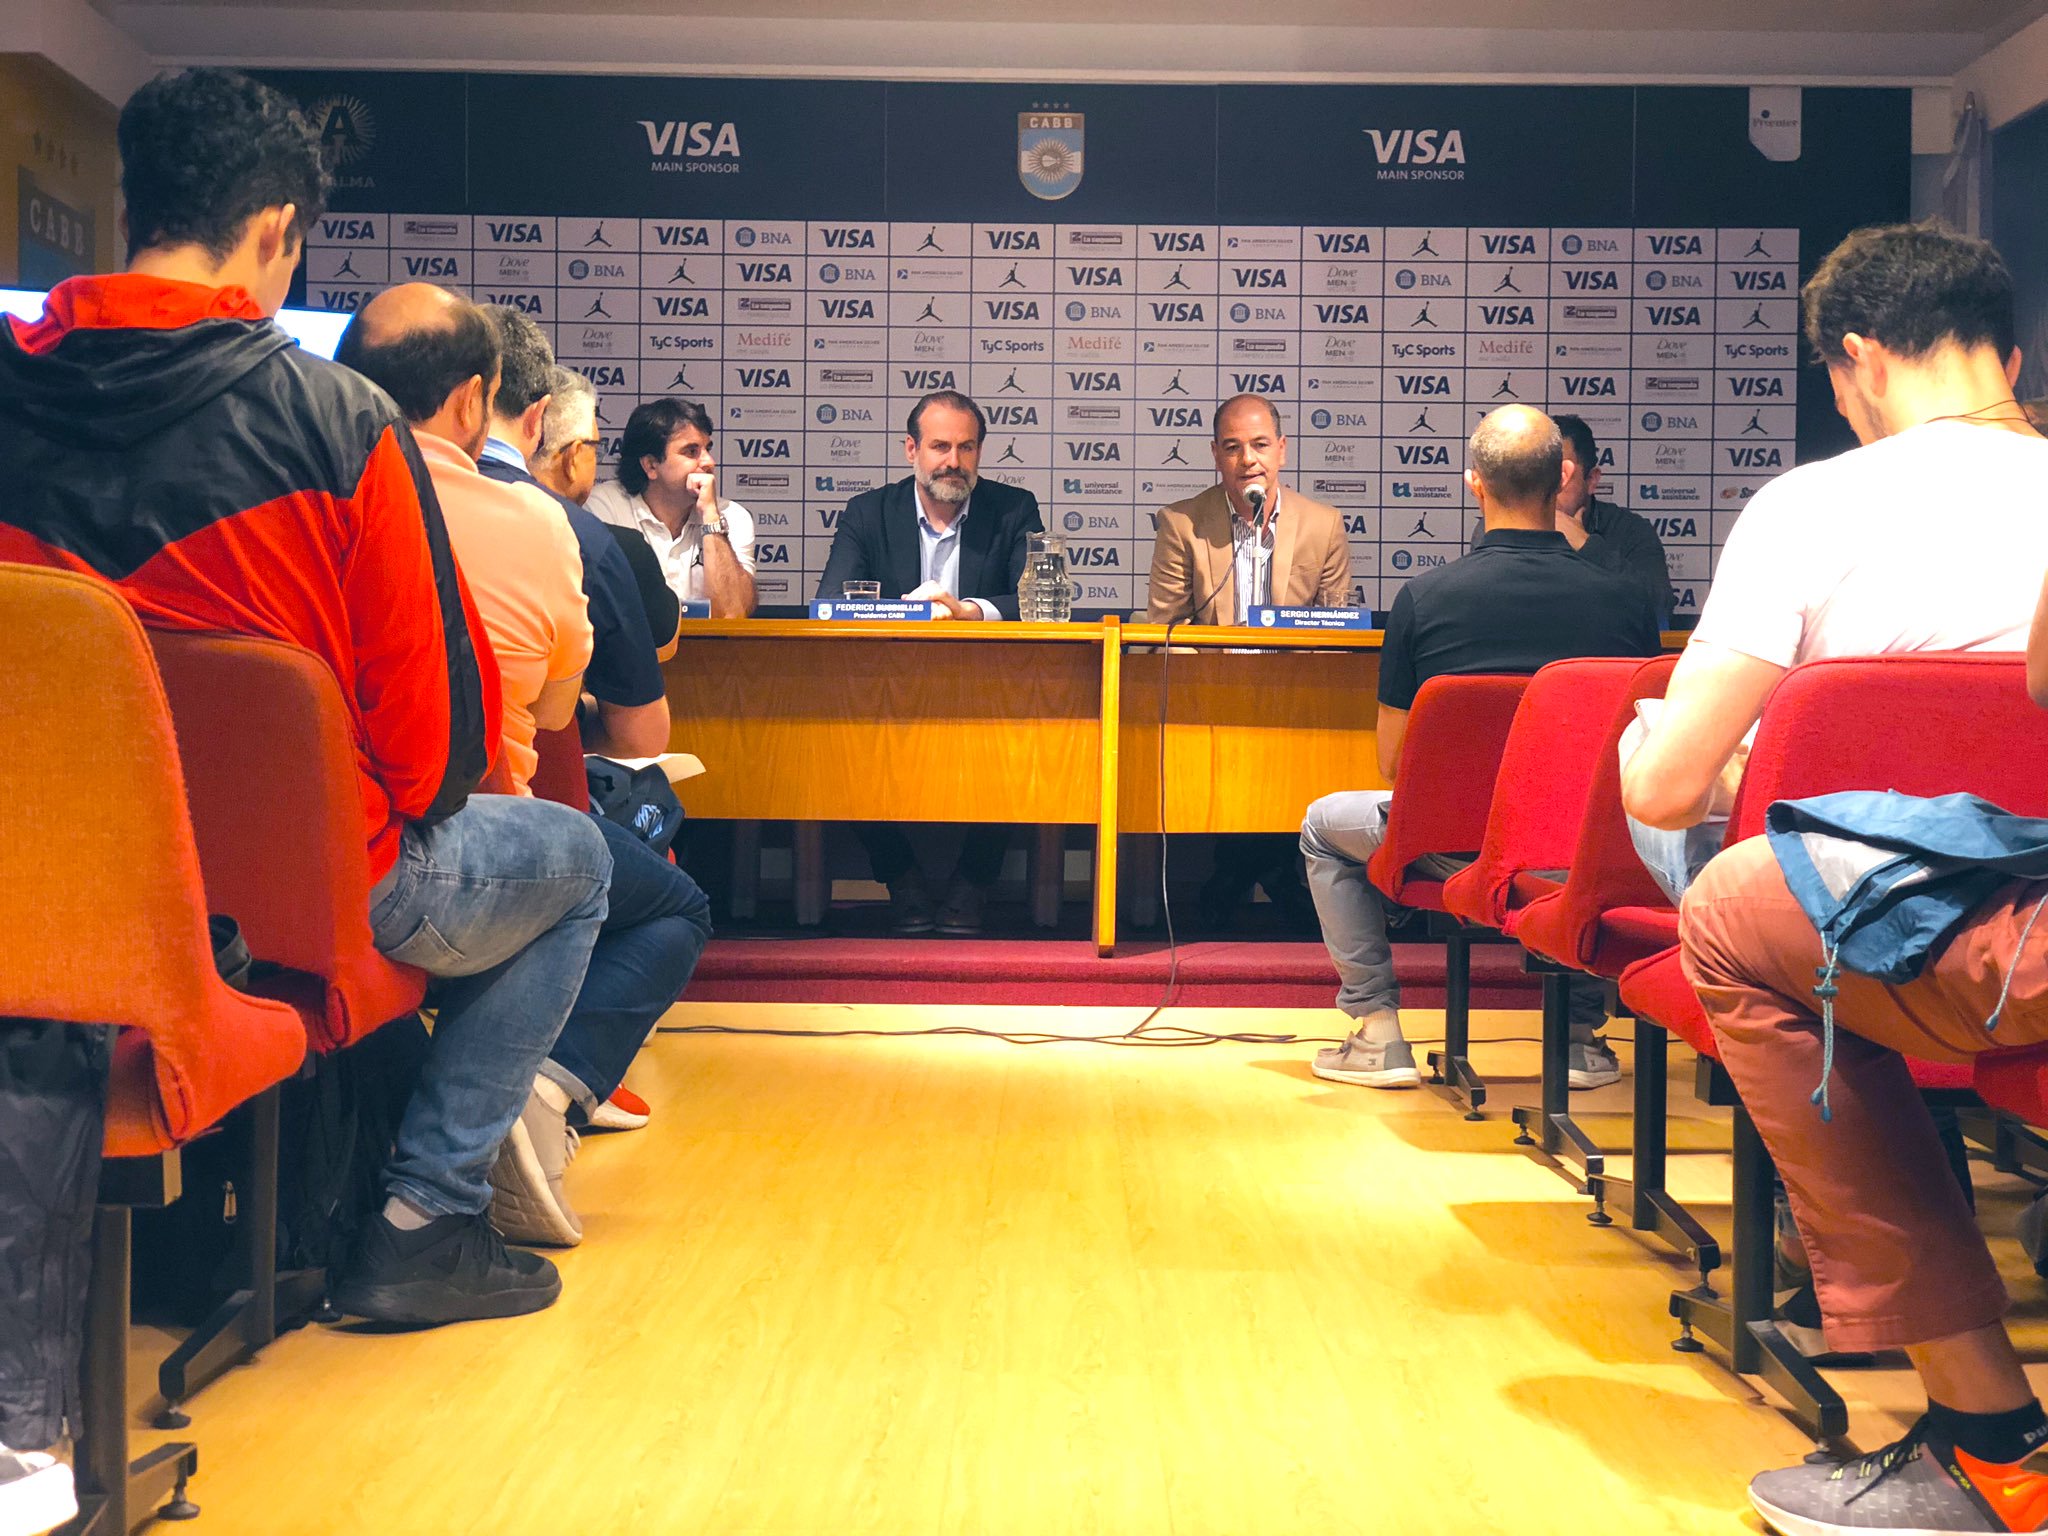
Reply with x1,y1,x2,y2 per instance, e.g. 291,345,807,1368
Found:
1311,1035,1422,1089
488,1079,583,1247
0,1448,76,1536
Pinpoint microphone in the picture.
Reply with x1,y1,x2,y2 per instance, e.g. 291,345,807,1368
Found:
1245,484,1267,525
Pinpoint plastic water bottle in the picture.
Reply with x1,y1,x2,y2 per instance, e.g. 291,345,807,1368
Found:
1018,533,1073,621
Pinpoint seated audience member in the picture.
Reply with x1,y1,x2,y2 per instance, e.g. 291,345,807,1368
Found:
1674,568,2048,1536
475,308,673,757
814,389,1045,935
340,287,712,1245
587,398,758,617
1622,221,2048,899
533,366,681,659
1300,406,1660,1089
1466,413,1674,627
1147,393,1353,929
0,69,610,1327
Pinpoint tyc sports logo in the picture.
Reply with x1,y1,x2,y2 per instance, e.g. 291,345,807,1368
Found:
1363,128,1466,182
1019,108,1084,201
636,119,742,174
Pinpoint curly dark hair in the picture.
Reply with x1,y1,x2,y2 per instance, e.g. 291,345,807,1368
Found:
118,68,331,262
619,398,714,495
1803,220,2016,365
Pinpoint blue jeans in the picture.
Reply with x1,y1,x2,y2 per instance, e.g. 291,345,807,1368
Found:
542,816,713,1110
1627,814,1729,904
1301,790,1607,1036
369,796,611,1217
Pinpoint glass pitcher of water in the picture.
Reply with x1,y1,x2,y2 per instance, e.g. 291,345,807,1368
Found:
1018,531,1074,621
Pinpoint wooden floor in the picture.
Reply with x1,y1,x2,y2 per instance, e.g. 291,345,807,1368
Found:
127,1002,2048,1535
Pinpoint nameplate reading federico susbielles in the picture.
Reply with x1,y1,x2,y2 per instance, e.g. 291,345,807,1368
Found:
809,599,940,621
1246,606,1375,631
677,600,712,620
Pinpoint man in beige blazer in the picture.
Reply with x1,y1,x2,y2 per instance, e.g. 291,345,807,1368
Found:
1145,393,1353,625
1143,393,1352,931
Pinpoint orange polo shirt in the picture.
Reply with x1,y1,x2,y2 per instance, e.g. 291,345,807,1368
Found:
416,430,592,794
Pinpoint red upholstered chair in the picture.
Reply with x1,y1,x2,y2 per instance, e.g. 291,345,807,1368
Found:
1364,674,1530,1116
1618,651,2048,1443
146,629,432,1417
1439,657,1662,1178
531,723,591,810
0,565,309,1530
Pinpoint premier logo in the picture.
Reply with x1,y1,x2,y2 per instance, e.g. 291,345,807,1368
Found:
636,120,742,159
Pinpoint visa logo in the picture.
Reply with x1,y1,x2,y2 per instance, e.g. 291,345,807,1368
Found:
902,369,957,389
485,293,541,314
819,227,875,249
819,509,840,529
1315,303,1372,325
637,120,741,158
1652,517,1698,538
1648,234,1705,256
737,367,791,389
1068,266,1124,286
1149,406,1205,428
655,296,710,317
318,218,377,241
735,438,792,459
1066,371,1123,391
1482,234,1535,255
1232,372,1287,393
984,300,1041,321
985,229,1043,251
1315,232,1373,255
1072,546,1121,568
1151,231,1207,253
1563,269,1618,291
1733,269,1788,291
1396,374,1451,395
315,290,366,311
486,221,542,244
1729,376,1786,397
1480,304,1535,325
1365,128,1466,165
1727,446,1784,468
756,542,792,564
1647,305,1703,326
1561,375,1616,397
738,262,793,283
1067,443,1122,462
1342,514,1368,535
1233,267,1289,289
819,298,874,320
654,224,711,247
1396,445,1451,465
1149,302,1205,323
987,404,1040,426
586,366,626,387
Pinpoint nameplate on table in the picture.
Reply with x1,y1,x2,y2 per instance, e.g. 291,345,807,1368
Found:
677,600,712,621
809,599,938,621
1246,605,1374,631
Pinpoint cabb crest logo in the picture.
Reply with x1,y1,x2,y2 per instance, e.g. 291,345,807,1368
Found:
307,95,376,170
1019,108,1084,201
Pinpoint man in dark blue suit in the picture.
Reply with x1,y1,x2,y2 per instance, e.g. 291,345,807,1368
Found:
814,390,1043,934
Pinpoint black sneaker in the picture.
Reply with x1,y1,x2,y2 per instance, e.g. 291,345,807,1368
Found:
330,1211,561,1327
888,873,936,935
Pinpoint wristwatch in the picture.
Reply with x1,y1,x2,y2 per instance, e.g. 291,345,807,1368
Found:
701,512,729,539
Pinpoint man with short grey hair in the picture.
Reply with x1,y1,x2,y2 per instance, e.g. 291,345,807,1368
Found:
1297,404,1660,1090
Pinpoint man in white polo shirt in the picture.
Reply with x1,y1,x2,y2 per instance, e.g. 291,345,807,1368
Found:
586,397,758,617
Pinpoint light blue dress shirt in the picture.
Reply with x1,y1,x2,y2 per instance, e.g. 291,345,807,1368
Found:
913,491,999,619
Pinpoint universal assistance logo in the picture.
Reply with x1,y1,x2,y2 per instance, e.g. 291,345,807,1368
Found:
1019,105,1084,201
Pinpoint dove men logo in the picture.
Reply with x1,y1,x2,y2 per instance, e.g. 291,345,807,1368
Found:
1019,109,1084,201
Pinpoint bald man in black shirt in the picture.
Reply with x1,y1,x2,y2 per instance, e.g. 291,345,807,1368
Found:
1301,405,1661,1090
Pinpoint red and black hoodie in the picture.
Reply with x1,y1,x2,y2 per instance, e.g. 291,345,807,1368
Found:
0,275,502,881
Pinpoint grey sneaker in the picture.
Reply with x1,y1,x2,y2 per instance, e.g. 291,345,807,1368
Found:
1749,1416,2048,1535
1567,1037,1622,1090
488,1079,583,1247
1312,1035,1422,1089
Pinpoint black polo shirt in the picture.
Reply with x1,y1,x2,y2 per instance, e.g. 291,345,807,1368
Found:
1378,527,1662,710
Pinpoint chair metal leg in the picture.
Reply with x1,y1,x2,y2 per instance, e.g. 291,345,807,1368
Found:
793,823,826,927
728,818,762,921
1513,970,1613,1219
1029,825,1064,929
1425,927,1487,1119
1602,1021,1721,1286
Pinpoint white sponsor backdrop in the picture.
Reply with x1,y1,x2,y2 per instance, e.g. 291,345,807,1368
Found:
304,216,1799,615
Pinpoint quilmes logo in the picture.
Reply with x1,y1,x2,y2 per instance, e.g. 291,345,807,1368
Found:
1019,108,1085,201
1365,128,1466,180
308,95,376,170
636,119,742,164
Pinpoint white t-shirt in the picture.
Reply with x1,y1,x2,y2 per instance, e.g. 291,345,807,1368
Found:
584,480,757,604
1691,421,2048,669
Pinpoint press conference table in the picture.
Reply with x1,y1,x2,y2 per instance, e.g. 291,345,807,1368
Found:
661,617,1390,954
